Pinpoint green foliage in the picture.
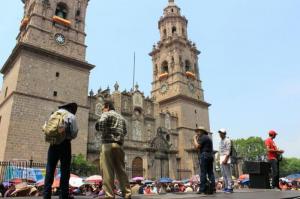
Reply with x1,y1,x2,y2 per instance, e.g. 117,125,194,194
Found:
233,137,266,161
71,154,98,177
280,157,300,177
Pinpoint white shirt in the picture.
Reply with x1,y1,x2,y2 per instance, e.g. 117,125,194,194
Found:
219,137,231,164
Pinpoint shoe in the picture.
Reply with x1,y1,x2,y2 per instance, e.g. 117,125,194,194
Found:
223,188,228,192
197,191,207,196
224,189,233,193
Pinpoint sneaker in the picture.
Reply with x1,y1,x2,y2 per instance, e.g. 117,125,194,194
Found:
223,188,228,192
224,189,233,193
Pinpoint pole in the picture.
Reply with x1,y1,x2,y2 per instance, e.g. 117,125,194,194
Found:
132,52,136,90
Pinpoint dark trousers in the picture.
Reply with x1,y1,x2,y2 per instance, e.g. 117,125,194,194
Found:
199,152,215,193
44,140,71,199
269,159,279,189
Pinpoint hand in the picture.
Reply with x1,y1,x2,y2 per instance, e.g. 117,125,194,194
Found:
278,150,284,154
222,159,228,164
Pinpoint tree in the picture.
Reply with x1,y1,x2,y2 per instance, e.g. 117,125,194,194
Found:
233,137,266,161
71,154,98,177
280,157,300,177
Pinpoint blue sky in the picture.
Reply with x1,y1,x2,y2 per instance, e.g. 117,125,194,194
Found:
1,0,300,158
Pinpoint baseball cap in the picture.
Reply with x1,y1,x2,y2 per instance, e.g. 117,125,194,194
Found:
269,130,277,136
218,128,227,134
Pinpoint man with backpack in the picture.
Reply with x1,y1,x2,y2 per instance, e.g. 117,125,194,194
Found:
43,102,78,199
218,128,233,193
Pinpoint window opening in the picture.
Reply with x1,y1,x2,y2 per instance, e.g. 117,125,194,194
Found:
55,3,68,19
161,61,169,73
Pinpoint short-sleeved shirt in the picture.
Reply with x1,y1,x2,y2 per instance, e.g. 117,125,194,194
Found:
197,134,213,154
265,137,277,160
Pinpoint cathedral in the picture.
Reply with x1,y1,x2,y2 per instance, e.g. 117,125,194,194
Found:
0,0,211,180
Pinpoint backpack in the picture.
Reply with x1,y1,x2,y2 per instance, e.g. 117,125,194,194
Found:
42,110,68,145
230,140,238,164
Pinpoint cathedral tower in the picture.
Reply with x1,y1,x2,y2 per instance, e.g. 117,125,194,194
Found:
150,0,211,176
0,0,94,161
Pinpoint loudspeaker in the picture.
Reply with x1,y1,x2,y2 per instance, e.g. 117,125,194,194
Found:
243,161,270,174
249,174,271,189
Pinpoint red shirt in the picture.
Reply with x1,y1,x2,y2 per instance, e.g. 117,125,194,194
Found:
265,137,278,160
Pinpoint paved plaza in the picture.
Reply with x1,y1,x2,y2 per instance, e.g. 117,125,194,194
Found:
16,189,300,199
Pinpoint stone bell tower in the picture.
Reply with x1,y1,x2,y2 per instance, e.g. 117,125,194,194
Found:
0,0,94,162
150,0,211,176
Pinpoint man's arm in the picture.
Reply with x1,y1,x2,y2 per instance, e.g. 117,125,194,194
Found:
222,139,231,164
265,140,284,154
95,112,109,132
193,135,200,149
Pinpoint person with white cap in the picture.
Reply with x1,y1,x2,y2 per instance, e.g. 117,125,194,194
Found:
218,128,233,193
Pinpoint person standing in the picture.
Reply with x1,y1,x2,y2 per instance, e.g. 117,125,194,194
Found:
193,126,215,195
95,101,131,199
218,128,233,193
43,102,79,199
265,130,284,189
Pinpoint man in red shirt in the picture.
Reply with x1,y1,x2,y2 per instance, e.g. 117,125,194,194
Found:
265,130,284,189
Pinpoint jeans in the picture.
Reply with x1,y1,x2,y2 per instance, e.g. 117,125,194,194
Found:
44,139,71,199
199,152,215,193
221,164,232,189
269,159,279,189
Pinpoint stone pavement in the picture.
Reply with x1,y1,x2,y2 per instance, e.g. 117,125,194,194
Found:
17,189,300,199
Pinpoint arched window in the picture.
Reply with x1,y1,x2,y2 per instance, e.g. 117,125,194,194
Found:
132,157,143,178
172,26,177,34
55,3,68,19
185,60,191,72
161,61,169,73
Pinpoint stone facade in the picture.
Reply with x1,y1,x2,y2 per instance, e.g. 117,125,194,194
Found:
86,0,211,179
0,0,94,161
0,0,211,180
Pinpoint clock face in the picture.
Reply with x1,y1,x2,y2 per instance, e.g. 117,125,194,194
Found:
54,33,65,45
188,82,195,92
160,83,168,94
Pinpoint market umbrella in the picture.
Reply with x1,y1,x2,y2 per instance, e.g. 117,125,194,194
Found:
286,173,300,180
69,176,84,188
132,176,144,181
238,174,249,180
84,175,103,184
159,177,173,183
142,180,153,184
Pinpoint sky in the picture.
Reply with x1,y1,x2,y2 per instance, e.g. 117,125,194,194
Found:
1,0,300,158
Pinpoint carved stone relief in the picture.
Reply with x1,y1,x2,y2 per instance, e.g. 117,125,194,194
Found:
132,120,142,141
165,113,171,130
133,92,143,108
